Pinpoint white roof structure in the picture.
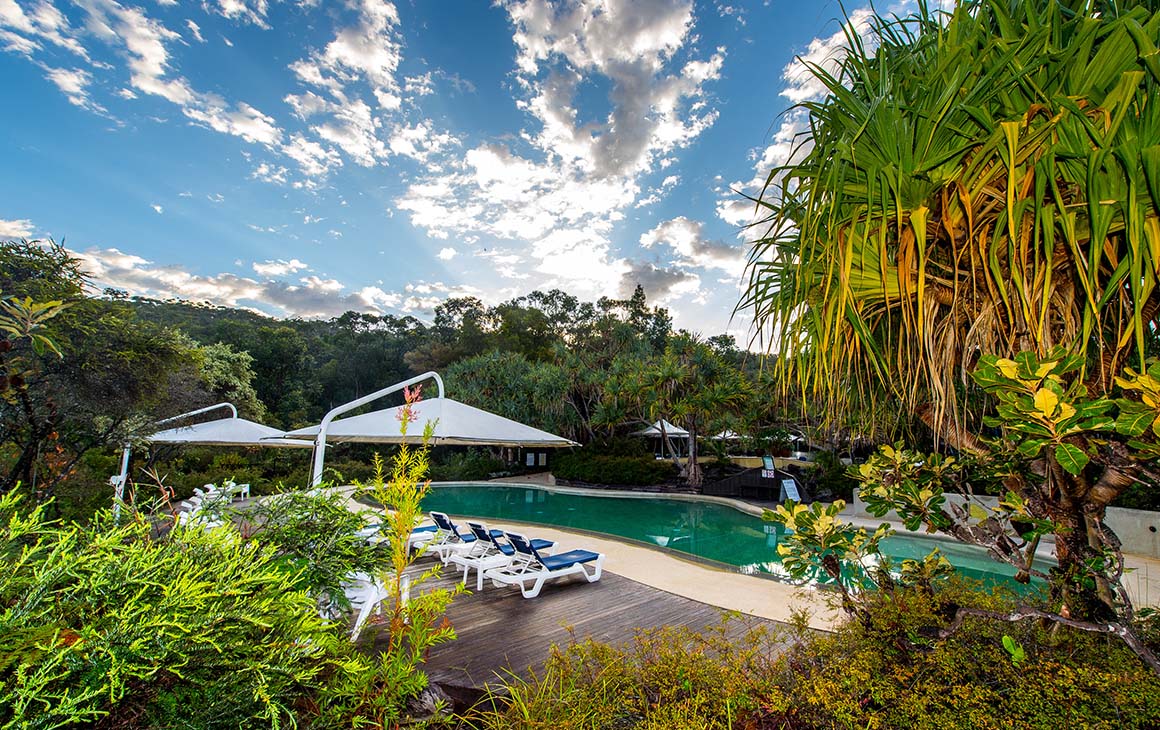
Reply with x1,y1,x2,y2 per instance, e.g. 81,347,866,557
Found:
282,397,578,448
630,419,690,438
711,430,744,441
148,417,313,448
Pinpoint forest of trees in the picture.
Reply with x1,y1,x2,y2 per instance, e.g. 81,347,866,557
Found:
2,240,838,516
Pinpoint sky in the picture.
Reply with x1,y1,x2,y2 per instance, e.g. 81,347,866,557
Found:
0,0,884,340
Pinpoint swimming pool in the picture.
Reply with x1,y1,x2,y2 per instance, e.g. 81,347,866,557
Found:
421,483,1043,589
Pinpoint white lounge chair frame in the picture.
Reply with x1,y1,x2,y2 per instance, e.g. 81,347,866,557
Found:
485,531,604,598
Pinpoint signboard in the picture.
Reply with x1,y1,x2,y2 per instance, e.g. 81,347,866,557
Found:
761,455,775,470
761,468,777,479
780,478,801,503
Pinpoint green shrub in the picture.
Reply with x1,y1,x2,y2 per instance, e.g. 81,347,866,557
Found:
240,490,390,612
771,579,1160,729
553,450,678,486
0,492,348,729
429,449,508,481
804,449,856,501
463,580,1160,729
463,617,783,729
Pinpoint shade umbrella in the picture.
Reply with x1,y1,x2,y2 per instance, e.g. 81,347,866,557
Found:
630,419,690,438
149,417,314,448
285,371,577,485
711,430,744,441
283,398,577,447
112,403,310,519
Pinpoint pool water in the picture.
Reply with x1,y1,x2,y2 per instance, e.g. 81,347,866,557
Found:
421,484,1044,590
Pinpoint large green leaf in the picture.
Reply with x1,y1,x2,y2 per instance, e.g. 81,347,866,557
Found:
1054,442,1090,475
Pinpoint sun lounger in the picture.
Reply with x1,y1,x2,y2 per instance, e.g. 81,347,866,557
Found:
426,511,503,563
448,521,555,591
344,571,389,642
485,531,604,598
356,522,439,550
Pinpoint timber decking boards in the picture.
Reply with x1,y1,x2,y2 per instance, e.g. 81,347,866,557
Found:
370,563,779,689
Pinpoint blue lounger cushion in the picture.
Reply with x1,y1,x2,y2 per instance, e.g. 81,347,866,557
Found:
540,549,600,570
413,524,438,533
496,537,554,556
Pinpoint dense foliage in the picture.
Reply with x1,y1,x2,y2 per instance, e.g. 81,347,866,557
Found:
465,579,1160,729
0,242,266,515
0,492,343,729
553,449,680,487
739,0,1160,652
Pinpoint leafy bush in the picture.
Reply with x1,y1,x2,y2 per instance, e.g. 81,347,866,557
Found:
804,449,856,501
464,580,1160,729
0,492,347,729
464,617,782,729
241,489,390,613
553,449,678,486
768,580,1160,730
429,449,508,481
314,393,460,727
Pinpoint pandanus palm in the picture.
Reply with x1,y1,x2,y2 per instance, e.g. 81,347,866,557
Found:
740,0,1160,627
742,0,1160,430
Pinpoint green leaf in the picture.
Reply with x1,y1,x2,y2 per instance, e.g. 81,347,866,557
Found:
968,503,990,522
1016,438,1048,457
1054,443,1089,475
1116,406,1154,437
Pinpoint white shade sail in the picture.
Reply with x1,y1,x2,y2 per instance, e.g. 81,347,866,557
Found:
630,419,690,438
148,417,313,448
711,430,744,441
282,397,578,448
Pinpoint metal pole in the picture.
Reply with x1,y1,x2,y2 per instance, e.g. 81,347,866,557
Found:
112,443,132,521
154,401,237,426
310,372,444,486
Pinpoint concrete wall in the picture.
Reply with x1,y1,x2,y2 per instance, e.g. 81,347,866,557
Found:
851,494,1160,559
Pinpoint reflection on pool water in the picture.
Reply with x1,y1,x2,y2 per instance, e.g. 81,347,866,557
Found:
421,484,1045,589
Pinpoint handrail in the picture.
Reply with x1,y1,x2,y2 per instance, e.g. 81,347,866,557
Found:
309,372,444,486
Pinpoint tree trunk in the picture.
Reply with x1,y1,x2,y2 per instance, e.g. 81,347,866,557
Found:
1039,461,1122,623
686,430,702,488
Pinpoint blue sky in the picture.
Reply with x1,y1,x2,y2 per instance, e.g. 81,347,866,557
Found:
0,0,879,338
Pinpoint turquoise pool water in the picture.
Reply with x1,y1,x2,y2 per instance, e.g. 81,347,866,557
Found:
421,484,1042,589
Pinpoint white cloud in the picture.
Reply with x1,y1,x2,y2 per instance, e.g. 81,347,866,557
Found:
281,0,408,174
620,260,701,304
42,65,104,112
251,161,290,185
73,245,467,318
0,217,35,238
396,0,723,298
252,258,308,276
0,0,90,59
6,0,287,149
208,0,270,28
640,216,745,274
184,18,204,43
437,247,457,260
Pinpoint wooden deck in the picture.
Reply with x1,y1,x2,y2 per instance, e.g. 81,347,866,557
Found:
372,562,780,690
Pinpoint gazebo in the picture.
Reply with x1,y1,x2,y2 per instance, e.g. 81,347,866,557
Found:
630,419,690,459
